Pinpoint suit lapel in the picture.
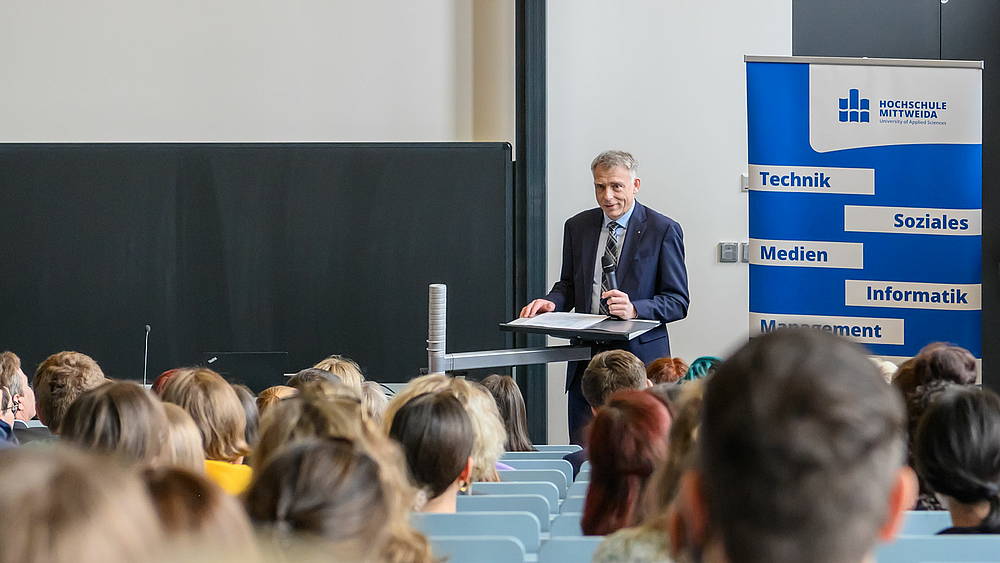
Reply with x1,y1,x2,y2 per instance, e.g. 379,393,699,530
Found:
616,201,647,289
579,210,602,314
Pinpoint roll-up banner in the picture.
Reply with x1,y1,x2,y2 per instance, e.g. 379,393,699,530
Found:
746,56,983,364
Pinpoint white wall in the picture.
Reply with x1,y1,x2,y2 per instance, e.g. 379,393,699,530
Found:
0,0,480,142
545,0,792,443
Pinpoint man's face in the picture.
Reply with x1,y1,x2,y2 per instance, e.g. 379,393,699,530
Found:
594,166,640,220
16,369,35,421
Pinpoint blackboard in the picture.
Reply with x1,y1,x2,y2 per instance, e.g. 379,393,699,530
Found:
0,143,513,383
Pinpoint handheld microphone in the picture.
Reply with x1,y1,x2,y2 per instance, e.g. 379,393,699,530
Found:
143,325,151,387
601,254,618,290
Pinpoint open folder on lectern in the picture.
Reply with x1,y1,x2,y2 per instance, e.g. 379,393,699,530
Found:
502,312,660,341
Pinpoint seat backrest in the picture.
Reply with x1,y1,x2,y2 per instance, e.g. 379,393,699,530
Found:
413,512,541,553
501,459,574,486
580,460,591,472
502,451,571,460
550,513,583,537
537,536,604,563
876,535,1000,562
576,469,591,482
471,482,561,514
498,469,568,498
428,535,526,563
567,480,589,497
457,494,551,532
560,495,586,514
899,511,952,536
534,444,583,453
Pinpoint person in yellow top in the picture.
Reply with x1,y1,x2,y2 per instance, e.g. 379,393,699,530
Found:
161,368,253,494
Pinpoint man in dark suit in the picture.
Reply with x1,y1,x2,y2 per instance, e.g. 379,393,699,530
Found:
521,150,689,444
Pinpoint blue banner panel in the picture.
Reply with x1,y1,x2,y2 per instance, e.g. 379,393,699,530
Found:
746,58,982,359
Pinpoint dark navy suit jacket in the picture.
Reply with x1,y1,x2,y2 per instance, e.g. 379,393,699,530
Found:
544,201,689,390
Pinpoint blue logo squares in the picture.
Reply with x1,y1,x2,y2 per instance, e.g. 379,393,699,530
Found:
838,88,870,123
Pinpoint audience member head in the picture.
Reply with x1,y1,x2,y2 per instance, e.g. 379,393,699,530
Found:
0,447,162,563
915,386,1000,532
680,355,722,383
646,356,690,385
640,378,706,526
161,368,250,463
312,355,364,393
872,358,898,383
254,392,367,470
0,350,35,422
383,373,506,482
256,385,298,415
388,392,474,511
245,438,433,563
678,329,914,563
60,381,169,467
361,380,389,424
151,368,180,396
231,383,259,447
581,350,648,409
481,374,535,452
32,350,105,433
581,389,672,536
162,402,207,472
143,467,258,553
287,367,341,390
893,342,977,399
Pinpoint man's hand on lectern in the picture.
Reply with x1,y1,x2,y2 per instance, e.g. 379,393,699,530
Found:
520,299,555,318
601,290,637,319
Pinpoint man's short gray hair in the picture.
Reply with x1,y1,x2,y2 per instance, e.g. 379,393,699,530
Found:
591,150,639,178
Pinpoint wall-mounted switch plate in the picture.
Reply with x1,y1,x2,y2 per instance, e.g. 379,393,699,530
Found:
740,241,750,262
741,173,749,192
719,241,739,263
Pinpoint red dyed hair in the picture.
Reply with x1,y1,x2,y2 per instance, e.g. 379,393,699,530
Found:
581,390,672,536
646,356,689,384
151,369,179,397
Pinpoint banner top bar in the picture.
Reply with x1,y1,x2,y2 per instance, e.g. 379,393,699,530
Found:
744,55,983,69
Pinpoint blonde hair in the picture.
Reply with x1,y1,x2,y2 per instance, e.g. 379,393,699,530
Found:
312,355,364,393
60,381,169,467
161,368,250,463
383,374,506,482
362,381,389,424
162,403,207,472
32,350,105,433
256,385,298,416
0,447,163,563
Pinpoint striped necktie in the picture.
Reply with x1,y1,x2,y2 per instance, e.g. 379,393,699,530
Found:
599,221,621,315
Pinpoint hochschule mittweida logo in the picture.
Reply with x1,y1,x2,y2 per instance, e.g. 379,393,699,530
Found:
839,89,869,123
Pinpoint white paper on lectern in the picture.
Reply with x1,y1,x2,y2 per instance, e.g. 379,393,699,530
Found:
507,312,609,331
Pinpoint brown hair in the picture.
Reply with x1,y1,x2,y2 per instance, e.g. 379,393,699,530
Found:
60,381,169,467
389,393,475,499
32,350,105,432
646,356,690,385
362,381,389,424
256,385,298,415
162,403,207,472
893,342,978,399
481,374,536,452
312,355,364,393
383,374,507,483
254,392,367,470
700,329,905,563
581,350,647,408
0,447,162,563
287,367,341,389
231,383,259,447
161,368,250,463
246,438,432,563
144,466,258,552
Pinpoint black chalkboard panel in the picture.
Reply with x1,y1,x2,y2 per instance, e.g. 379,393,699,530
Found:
0,143,513,383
